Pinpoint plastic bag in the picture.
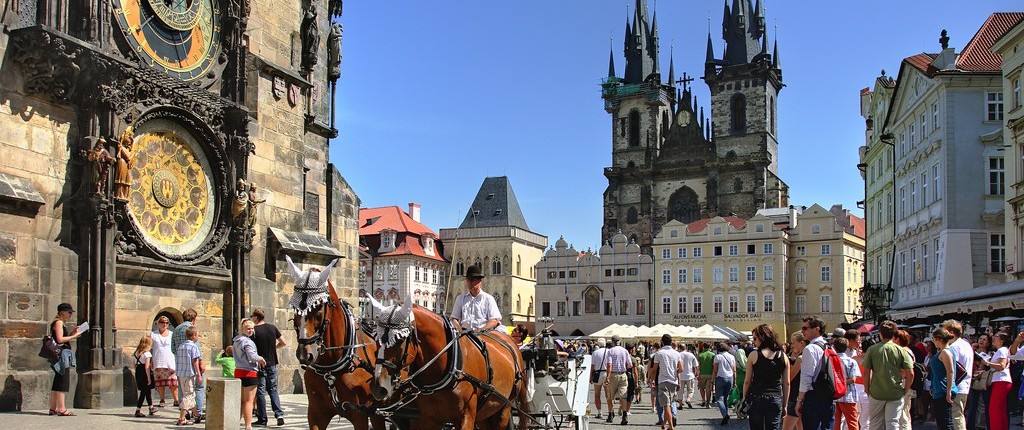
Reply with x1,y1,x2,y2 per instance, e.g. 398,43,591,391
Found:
728,384,741,407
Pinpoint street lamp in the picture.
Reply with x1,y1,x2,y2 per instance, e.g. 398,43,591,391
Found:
860,280,894,323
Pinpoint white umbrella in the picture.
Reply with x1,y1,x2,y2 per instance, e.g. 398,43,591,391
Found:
590,323,622,338
992,316,1023,322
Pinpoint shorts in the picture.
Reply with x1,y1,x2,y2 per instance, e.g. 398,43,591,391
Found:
787,399,799,417
606,372,628,400
154,368,178,388
698,375,714,392
235,368,258,387
240,377,258,387
178,376,196,410
657,382,678,407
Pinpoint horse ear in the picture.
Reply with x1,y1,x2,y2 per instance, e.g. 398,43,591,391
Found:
401,287,413,314
317,258,338,285
285,254,303,280
366,294,387,314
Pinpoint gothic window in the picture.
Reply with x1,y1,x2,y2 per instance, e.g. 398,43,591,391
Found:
769,96,775,135
627,207,638,224
628,110,641,147
667,186,700,224
730,94,746,132
584,286,601,314
733,178,743,193
516,256,522,276
492,257,502,275
456,260,464,276
495,293,502,308
662,111,670,132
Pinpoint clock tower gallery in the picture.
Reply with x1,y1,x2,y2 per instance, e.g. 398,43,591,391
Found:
0,0,359,409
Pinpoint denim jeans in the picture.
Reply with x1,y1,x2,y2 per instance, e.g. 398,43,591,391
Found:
714,376,734,418
934,397,955,430
256,365,283,420
800,391,836,430
966,388,988,430
747,394,783,430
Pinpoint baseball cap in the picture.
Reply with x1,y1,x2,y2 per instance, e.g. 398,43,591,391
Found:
57,303,74,313
596,337,607,345
611,335,621,343
832,328,847,338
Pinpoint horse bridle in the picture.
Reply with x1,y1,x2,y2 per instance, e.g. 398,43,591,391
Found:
373,306,418,390
294,298,375,376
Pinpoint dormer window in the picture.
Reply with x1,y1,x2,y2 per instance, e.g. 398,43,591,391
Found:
422,236,435,256
379,229,397,253
486,193,495,200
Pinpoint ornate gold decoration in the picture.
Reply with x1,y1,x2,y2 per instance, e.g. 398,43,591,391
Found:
127,130,210,249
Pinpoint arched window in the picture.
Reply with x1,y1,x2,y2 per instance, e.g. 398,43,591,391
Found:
455,260,464,276
628,110,641,147
516,295,522,313
667,186,700,224
627,207,638,224
516,256,522,276
495,293,502,308
492,257,502,275
731,94,746,132
662,111,670,132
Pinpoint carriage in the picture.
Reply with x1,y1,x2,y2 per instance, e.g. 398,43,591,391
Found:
518,327,592,430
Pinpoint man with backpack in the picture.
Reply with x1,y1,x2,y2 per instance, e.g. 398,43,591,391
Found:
796,316,837,430
862,320,914,430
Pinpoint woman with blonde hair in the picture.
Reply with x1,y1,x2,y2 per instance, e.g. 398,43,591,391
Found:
48,303,82,416
233,319,266,430
150,315,177,407
782,332,807,430
132,335,156,417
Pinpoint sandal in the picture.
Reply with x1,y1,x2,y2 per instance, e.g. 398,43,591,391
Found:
135,411,145,418
176,419,193,425
149,406,157,415
55,409,76,416
48,409,56,416
158,400,166,408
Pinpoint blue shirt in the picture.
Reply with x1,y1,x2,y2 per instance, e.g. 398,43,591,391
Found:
929,348,958,398
175,340,201,378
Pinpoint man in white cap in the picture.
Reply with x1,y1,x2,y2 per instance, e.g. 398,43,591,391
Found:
591,338,609,418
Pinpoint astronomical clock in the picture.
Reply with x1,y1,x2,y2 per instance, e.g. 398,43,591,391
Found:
113,0,222,82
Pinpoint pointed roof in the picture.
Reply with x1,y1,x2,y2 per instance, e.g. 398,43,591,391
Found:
360,206,435,236
459,176,531,230
772,38,779,68
957,12,1024,72
667,47,674,85
608,47,616,78
706,32,716,63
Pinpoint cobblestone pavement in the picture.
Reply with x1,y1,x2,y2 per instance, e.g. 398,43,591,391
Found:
1,392,967,430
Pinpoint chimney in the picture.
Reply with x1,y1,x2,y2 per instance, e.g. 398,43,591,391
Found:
788,205,798,230
408,202,421,222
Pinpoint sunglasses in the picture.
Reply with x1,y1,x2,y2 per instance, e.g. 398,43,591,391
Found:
801,326,811,331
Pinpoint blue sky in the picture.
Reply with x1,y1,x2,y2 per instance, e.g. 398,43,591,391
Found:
331,1,1019,251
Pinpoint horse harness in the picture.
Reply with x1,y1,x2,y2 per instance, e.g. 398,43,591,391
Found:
295,299,377,416
375,314,526,420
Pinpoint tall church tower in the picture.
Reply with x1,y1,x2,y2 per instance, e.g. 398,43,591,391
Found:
601,0,788,254
704,0,787,215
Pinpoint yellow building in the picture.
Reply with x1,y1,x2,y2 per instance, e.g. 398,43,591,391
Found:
654,205,865,337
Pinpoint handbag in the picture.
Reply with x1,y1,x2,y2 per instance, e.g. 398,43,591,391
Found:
972,369,994,391
38,334,60,362
738,397,753,415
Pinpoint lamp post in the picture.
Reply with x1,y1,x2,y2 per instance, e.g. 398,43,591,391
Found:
860,281,894,323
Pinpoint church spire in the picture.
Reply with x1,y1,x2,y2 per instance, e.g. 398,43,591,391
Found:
667,45,674,86
722,0,762,66
623,0,655,84
650,10,660,81
772,37,780,69
608,44,616,78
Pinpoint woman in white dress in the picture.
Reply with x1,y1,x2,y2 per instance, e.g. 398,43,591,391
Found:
150,315,178,407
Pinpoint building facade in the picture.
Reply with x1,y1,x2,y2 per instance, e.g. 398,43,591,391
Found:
0,0,358,410
535,233,654,336
880,15,1022,319
601,0,788,254
859,72,897,318
653,205,864,336
995,20,1024,282
358,204,447,315
439,177,545,328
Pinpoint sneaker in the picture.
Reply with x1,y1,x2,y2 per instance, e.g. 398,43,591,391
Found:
606,413,613,423
254,420,269,427
721,416,729,426
686,402,692,409
277,418,285,426
194,414,204,424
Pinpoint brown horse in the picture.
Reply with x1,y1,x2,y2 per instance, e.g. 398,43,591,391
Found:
288,256,388,430
368,304,529,430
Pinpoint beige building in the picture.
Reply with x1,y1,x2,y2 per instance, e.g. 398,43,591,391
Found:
859,72,897,320
439,177,545,328
358,204,448,315
535,233,655,336
653,205,865,336
0,0,358,409
995,20,1024,281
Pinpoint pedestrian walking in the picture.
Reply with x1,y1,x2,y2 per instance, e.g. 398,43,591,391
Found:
743,324,789,430
650,333,683,429
251,308,287,426
796,316,835,430
591,338,609,418
863,320,914,430
931,328,958,430
700,343,717,408
132,335,156,417
714,342,738,425
677,343,699,408
603,334,634,425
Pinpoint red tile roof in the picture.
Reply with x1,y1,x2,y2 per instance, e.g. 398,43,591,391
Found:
958,13,1024,72
686,215,747,234
377,235,446,262
904,53,939,76
359,206,435,236
848,214,866,239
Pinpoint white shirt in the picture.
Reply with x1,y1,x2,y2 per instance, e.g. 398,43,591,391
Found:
949,337,974,393
653,346,682,386
591,347,608,373
150,331,175,369
714,352,736,379
451,290,501,331
800,336,826,393
679,351,698,380
992,347,1013,383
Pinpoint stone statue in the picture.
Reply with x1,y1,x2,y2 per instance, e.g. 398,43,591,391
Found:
300,4,320,74
328,23,342,81
113,126,135,201
246,183,265,228
231,178,248,225
83,137,115,195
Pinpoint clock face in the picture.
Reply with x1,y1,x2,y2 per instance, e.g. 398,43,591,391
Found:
676,111,691,128
127,119,217,256
114,0,221,81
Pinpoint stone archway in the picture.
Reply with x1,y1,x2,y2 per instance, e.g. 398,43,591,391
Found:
667,186,700,224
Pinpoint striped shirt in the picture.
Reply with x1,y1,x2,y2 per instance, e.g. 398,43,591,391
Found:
175,340,201,378
606,345,633,373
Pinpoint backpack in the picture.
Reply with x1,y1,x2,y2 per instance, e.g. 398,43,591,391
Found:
811,340,847,400
910,361,926,391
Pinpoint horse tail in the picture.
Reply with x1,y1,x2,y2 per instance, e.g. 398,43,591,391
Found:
516,367,530,430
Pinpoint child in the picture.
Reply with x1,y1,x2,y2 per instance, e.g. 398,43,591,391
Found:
133,335,156,417
175,326,203,426
833,337,862,430
215,345,235,378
